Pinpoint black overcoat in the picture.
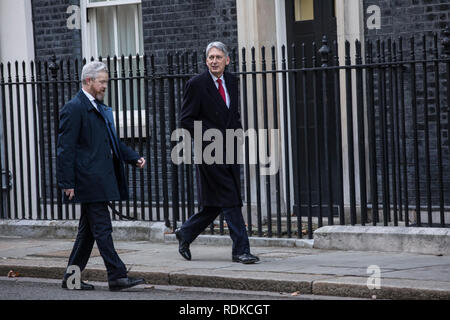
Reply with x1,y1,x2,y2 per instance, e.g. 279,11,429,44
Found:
179,70,243,208
56,90,139,203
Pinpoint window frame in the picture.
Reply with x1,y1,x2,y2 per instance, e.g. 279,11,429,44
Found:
81,0,143,60
80,0,146,137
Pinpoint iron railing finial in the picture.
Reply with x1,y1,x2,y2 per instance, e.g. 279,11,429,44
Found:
48,54,59,78
318,35,331,67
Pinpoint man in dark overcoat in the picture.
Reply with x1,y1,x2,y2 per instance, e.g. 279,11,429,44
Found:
175,41,260,264
57,61,146,291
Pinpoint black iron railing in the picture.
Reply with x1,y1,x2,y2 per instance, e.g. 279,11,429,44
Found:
0,27,449,239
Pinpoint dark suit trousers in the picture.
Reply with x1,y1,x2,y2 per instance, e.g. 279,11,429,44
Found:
65,202,127,282
179,206,250,256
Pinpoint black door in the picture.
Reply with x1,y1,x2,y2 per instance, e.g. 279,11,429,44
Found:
285,0,340,218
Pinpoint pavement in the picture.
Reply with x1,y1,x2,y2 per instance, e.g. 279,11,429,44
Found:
1,233,450,300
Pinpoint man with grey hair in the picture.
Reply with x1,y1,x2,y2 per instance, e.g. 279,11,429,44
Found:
175,41,260,264
57,61,146,291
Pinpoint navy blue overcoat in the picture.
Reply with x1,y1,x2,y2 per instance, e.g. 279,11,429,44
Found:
57,90,139,203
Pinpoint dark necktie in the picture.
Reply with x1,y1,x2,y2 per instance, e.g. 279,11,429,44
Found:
95,99,107,121
95,100,118,156
217,78,227,106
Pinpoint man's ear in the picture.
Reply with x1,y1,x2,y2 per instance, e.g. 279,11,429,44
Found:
226,56,230,66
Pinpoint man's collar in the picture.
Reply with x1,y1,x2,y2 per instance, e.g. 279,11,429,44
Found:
82,88,96,102
208,71,224,83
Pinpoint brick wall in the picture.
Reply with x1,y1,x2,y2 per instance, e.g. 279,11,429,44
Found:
31,0,82,63
141,0,238,71
363,0,450,209
363,0,449,39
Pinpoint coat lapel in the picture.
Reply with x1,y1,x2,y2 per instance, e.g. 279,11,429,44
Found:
76,90,96,112
204,71,230,114
223,72,237,112
98,103,121,159
77,90,121,159
223,72,238,128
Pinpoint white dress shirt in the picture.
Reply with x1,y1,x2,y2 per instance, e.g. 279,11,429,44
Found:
82,88,100,111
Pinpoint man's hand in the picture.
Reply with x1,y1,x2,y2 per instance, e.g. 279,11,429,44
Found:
63,189,75,200
136,157,146,169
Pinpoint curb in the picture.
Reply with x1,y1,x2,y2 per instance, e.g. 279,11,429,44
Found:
2,264,450,299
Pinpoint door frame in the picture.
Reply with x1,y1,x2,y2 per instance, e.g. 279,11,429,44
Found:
275,0,366,208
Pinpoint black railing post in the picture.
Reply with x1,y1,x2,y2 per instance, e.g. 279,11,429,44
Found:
344,41,356,225
49,55,62,220
392,41,403,224
443,26,450,189
387,39,398,226
319,35,335,225
271,46,282,238
312,42,323,227
365,40,379,225
22,61,33,220
150,55,161,221
251,47,263,236
443,26,450,227
410,37,421,226
301,43,313,238
376,40,389,226
421,36,432,226
175,52,187,227
36,61,47,220
143,55,153,221
8,62,19,219
128,55,137,219
14,61,25,219
261,46,272,237
332,40,345,226
159,57,169,228
433,33,444,227
120,55,130,219
241,47,252,236
290,44,303,238
280,45,292,237
136,54,145,220
0,63,6,219
111,56,120,221
398,37,409,226
168,53,179,230
355,40,368,226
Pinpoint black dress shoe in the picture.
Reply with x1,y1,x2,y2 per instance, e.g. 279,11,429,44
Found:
175,228,191,261
108,277,145,291
61,279,95,290
232,253,259,264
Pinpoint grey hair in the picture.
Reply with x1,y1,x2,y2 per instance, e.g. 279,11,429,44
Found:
205,41,229,58
81,61,108,84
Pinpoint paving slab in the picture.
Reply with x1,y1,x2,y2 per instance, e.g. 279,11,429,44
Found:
1,237,450,299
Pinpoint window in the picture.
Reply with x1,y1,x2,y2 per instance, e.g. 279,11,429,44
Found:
294,0,314,21
81,0,145,135
85,0,144,59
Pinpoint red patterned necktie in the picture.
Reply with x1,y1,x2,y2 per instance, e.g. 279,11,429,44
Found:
217,78,226,105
